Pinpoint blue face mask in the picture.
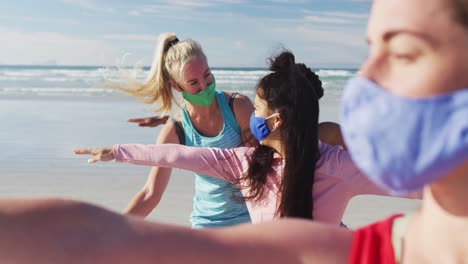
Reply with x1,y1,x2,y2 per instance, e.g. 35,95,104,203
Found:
250,113,279,142
341,77,468,194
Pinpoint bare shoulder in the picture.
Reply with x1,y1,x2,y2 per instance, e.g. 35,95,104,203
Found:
222,91,253,121
223,91,253,110
156,116,182,144
318,122,347,150
318,122,341,135
223,91,256,146
231,92,253,110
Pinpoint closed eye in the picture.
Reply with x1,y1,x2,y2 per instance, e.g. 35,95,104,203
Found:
391,53,416,63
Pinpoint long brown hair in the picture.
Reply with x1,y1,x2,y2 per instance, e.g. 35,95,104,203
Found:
239,51,322,219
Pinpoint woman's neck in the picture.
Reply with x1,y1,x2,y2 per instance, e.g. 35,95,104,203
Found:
405,161,468,262
429,161,468,216
264,137,285,157
185,98,219,118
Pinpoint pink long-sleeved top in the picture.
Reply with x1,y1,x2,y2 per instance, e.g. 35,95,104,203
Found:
114,143,390,225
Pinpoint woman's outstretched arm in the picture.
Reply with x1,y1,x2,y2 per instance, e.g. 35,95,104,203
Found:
75,144,253,183
0,198,352,264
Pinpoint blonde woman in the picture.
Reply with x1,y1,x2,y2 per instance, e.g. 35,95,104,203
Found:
112,33,255,228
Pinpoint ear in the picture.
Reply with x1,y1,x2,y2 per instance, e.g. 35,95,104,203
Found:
169,80,183,92
272,114,283,130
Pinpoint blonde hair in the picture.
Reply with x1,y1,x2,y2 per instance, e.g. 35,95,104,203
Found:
108,32,207,113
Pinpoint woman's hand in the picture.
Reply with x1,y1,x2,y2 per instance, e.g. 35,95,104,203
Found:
127,115,169,128
74,147,115,163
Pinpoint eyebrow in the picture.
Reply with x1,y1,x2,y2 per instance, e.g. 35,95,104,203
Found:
187,68,211,83
367,29,438,48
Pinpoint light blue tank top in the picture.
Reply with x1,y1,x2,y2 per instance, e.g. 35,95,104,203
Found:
181,90,251,228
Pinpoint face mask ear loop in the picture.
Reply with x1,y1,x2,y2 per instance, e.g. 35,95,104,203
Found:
175,83,183,92
267,113,280,132
265,113,279,119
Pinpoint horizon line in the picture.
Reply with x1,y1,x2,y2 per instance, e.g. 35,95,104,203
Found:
0,64,359,70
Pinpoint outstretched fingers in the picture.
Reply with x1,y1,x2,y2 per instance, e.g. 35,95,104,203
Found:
73,147,114,163
127,115,169,128
74,148,96,155
87,153,102,164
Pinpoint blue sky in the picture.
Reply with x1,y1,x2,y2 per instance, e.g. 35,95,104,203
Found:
0,0,371,68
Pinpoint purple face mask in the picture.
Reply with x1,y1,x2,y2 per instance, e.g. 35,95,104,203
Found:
341,77,468,194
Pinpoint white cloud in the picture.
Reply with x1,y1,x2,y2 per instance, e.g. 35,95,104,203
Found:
103,34,158,41
166,0,246,7
253,22,367,67
0,27,123,65
127,4,241,22
0,2,370,67
128,0,248,17
136,0,246,10
283,24,365,48
233,40,245,49
304,15,354,24
0,15,80,25
128,10,141,16
162,0,215,7
268,0,310,3
62,0,116,13
301,10,368,25
130,4,177,15
319,11,368,20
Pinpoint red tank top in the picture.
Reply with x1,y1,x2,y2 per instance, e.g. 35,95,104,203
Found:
348,214,403,264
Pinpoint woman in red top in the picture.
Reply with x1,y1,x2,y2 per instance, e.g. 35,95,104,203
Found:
347,0,468,262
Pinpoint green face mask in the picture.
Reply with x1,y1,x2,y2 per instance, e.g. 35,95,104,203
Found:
181,75,216,106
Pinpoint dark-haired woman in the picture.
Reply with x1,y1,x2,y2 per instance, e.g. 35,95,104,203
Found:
76,51,414,224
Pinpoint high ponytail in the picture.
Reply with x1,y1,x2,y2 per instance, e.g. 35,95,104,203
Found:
296,63,323,99
106,32,207,114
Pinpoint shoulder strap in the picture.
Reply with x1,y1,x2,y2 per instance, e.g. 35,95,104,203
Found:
216,91,240,134
391,213,414,263
228,92,238,115
170,117,185,145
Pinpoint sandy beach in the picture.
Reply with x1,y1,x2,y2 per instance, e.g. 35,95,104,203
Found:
0,92,421,229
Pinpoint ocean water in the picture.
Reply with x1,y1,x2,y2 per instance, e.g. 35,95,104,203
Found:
0,65,356,100
0,65,355,174
0,65,421,227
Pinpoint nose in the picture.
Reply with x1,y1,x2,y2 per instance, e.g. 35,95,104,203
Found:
193,80,206,93
358,59,372,78
358,53,380,83
201,80,208,90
